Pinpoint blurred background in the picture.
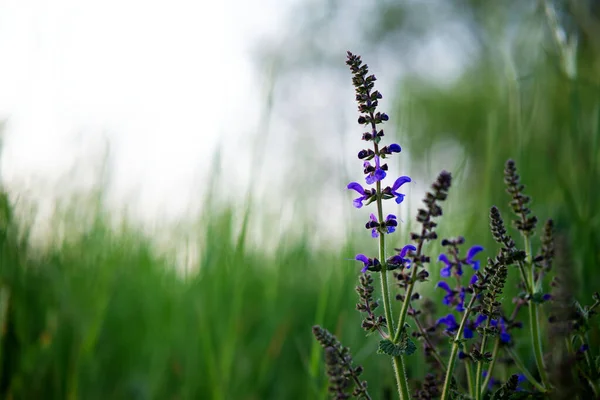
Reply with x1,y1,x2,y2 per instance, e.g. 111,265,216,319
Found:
0,0,599,398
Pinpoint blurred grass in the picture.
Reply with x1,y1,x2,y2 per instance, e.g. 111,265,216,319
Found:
0,185,406,399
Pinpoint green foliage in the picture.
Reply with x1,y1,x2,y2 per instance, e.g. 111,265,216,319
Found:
0,194,393,399
377,335,416,357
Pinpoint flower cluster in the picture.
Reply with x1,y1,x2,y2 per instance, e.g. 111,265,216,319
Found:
344,52,411,264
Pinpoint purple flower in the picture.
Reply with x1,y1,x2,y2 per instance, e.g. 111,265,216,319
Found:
438,245,484,277
388,244,416,268
381,143,401,155
347,182,370,208
490,318,511,343
385,214,397,233
388,143,401,153
365,214,397,237
437,282,468,312
437,313,474,339
437,313,459,332
390,176,411,204
466,245,484,271
366,214,379,237
365,156,386,184
438,254,453,277
437,281,456,306
355,254,380,273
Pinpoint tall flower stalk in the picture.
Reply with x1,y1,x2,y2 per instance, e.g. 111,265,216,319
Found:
346,51,412,400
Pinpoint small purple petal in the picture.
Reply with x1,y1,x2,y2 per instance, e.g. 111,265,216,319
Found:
347,182,365,194
385,214,397,221
392,176,411,190
371,229,378,238
388,143,401,153
387,226,396,234
463,327,474,339
470,274,479,285
471,260,480,271
355,254,369,264
369,213,377,222
438,254,452,267
436,281,452,293
353,197,365,208
437,314,458,330
500,333,511,343
394,193,406,204
466,245,484,262
374,168,386,182
440,266,452,278
400,245,417,258
474,315,487,327
365,174,376,185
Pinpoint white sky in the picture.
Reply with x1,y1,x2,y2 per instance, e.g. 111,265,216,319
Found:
0,0,291,224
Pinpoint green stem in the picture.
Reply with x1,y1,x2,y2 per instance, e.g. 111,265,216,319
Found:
524,235,550,389
375,179,410,400
412,311,447,372
480,337,502,396
474,319,491,400
463,344,475,399
393,265,418,343
440,294,478,400
506,346,547,393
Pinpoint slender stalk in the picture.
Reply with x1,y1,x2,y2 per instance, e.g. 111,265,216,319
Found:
524,235,550,389
440,294,478,400
480,336,501,396
506,346,547,393
474,319,491,400
374,177,409,400
393,265,418,342
463,344,475,399
411,310,447,372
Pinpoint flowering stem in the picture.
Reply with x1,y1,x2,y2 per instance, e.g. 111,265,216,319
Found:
440,294,478,400
374,177,409,400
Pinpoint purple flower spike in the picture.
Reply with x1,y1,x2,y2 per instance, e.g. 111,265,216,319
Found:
347,182,367,208
388,143,401,153
438,254,452,277
391,176,411,204
466,245,484,270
